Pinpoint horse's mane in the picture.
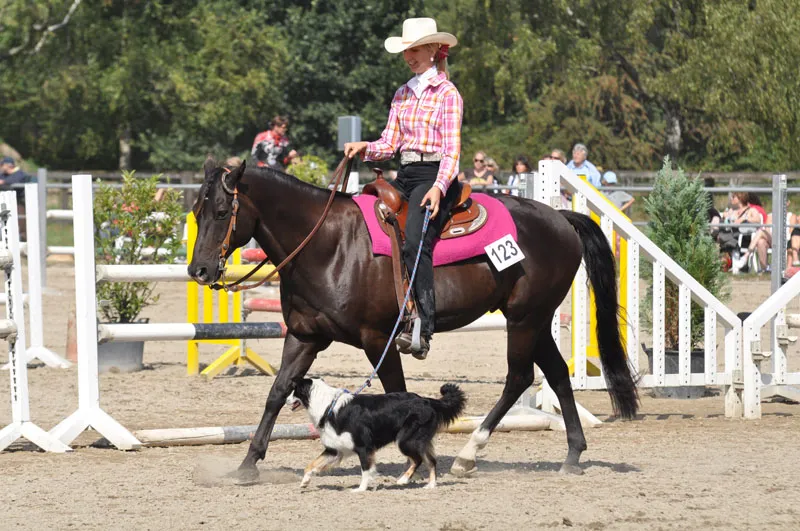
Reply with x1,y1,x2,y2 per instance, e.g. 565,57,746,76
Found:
247,165,337,199
193,162,343,217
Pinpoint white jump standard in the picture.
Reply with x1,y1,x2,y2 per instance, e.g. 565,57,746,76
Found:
0,192,71,452
48,176,142,450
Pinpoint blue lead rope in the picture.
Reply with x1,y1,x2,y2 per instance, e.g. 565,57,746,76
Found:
324,208,432,419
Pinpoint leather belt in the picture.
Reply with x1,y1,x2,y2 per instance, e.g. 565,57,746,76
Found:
400,151,443,165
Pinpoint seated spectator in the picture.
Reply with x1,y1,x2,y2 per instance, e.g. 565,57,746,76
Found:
747,193,767,226
717,192,763,270
550,148,567,164
601,171,634,214
458,151,494,184
483,158,500,189
566,143,601,187
506,155,532,196
0,156,30,239
740,200,798,273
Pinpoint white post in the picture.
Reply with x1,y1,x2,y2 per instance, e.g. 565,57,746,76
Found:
48,176,140,450
36,168,48,286
23,183,70,368
0,192,71,452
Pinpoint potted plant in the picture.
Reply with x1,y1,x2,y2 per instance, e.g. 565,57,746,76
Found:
93,172,184,372
641,157,730,396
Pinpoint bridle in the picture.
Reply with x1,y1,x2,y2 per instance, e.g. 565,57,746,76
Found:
202,157,353,292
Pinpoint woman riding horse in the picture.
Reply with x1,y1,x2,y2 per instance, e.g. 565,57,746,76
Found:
345,17,461,361
187,21,638,485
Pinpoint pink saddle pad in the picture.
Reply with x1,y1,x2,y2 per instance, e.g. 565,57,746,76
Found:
352,193,517,266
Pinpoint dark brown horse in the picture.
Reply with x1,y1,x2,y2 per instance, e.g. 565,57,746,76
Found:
188,159,638,481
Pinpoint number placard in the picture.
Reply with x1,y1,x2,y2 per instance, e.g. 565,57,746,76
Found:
484,234,525,271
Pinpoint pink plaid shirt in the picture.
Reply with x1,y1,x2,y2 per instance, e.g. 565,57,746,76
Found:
364,71,463,195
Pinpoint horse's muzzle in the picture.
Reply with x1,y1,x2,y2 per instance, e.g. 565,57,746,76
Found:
187,263,218,285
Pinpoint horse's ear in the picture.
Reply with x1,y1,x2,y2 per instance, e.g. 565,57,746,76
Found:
203,157,218,180
227,159,247,186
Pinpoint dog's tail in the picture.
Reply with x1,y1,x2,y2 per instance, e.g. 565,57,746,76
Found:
433,384,466,427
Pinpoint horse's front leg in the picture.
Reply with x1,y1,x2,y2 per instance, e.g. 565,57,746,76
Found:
238,333,329,483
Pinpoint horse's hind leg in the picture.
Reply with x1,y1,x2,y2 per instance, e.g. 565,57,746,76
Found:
535,332,587,475
238,333,329,483
451,323,537,477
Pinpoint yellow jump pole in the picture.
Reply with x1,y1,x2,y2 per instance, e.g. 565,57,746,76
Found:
185,213,277,379
186,213,200,375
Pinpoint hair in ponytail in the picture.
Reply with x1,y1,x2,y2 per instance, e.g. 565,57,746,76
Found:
424,43,450,79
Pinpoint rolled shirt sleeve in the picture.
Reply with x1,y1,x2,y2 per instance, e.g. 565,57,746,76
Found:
364,90,403,161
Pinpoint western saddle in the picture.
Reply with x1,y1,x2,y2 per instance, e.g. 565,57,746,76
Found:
361,169,489,330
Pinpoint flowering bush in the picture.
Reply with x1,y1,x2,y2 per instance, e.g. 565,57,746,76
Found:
94,172,184,322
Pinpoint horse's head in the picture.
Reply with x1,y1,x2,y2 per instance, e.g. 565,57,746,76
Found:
187,158,257,285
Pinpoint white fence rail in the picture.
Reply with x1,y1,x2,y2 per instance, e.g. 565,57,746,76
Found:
537,161,744,417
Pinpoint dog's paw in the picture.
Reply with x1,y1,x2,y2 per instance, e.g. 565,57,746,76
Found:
396,475,411,486
351,486,368,493
423,481,436,489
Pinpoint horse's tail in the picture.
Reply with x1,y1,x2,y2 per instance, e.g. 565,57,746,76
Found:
432,384,467,427
559,210,639,420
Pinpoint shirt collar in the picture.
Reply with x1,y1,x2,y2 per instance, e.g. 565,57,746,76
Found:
407,67,443,98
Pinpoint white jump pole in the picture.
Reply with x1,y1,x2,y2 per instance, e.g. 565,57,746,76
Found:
0,192,71,452
48,176,140,450
22,183,70,368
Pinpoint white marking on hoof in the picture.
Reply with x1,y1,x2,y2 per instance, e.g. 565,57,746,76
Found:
450,458,477,478
559,463,584,476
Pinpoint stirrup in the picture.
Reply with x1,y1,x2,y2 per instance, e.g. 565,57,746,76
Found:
411,336,430,360
395,332,412,354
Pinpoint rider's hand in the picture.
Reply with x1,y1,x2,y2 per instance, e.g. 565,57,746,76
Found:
344,142,368,159
421,186,443,219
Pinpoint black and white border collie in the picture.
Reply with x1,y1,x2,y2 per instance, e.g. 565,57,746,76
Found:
287,377,466,491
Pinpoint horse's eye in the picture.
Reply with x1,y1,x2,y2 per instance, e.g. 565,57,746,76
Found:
215,210,228,220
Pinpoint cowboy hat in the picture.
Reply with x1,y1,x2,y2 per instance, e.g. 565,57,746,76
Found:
384,18,457,54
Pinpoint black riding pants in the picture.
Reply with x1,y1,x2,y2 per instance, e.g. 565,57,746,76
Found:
391,162,460,338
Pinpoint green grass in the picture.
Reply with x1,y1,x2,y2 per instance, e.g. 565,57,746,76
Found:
47,221,73,246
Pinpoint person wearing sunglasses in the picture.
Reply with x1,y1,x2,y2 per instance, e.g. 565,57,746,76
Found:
458,151,495,186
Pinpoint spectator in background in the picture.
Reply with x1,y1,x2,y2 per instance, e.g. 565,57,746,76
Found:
506,155,532,196
0,156,28,188
483,157,499,188
567,143,602,187
550,148,567,164
251,115,298,170
225,156,243,169
747,192,767,225
718,192,763,273
0,156,30,239
739,200,798,273
601,171,635,215
459,151,494,184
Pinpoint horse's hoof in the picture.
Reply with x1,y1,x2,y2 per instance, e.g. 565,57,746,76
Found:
234,466,260,486
559,463,584,476
450,457,477,477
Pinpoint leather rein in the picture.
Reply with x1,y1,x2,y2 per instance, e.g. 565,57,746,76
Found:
209,157,354,292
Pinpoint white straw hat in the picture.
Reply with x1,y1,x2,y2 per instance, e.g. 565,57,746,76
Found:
384,18,457,54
